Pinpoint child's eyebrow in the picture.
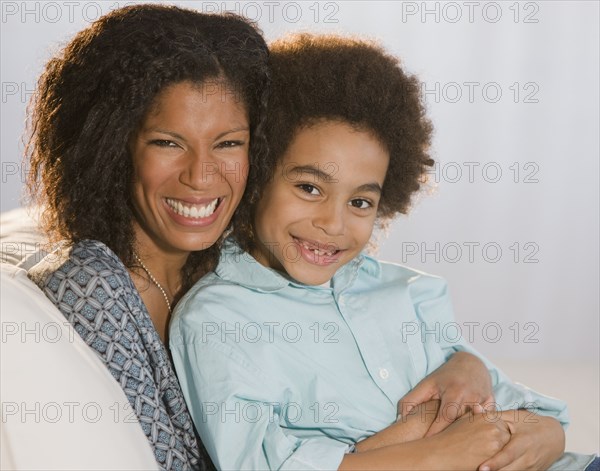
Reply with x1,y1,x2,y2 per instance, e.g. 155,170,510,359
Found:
355,183,382,195
287,165,335,183
288,165,382,194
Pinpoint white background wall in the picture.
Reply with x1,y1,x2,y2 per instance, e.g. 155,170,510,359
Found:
1,0,598,451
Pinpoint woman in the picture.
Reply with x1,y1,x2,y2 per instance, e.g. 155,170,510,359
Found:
26,4,270,470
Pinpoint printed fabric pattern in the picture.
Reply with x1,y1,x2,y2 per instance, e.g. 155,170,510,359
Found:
33,240,206,471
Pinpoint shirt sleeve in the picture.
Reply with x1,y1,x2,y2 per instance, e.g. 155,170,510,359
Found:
171,318,349,471
407,272,570,427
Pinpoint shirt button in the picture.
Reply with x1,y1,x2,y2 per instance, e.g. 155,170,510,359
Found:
379,368,389,380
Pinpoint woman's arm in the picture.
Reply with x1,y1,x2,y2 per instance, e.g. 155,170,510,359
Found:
354,403,564,471
340,412,512,471
355,400,441,452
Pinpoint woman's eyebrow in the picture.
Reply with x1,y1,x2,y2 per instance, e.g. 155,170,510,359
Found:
144,129,185,141
142,127,249,141
214,126,250,140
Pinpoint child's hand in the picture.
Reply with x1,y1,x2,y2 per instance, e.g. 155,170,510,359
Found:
397,351,495,436
477,410,565,471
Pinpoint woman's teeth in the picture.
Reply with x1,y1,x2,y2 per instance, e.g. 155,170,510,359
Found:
166,198,219,219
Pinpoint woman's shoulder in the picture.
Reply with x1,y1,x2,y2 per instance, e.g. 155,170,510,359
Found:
28,239,135,297
28,239,154,362
66,239,127,271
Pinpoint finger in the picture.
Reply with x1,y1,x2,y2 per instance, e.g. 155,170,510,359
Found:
482,395,497,410
398,382,436,417
424,398,462,436
479,446,516,471
479,427,518,471
424,413,452,436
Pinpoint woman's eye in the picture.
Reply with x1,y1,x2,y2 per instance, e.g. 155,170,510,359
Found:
217,140,244,149
297,184,321,196
350,198,372,210
150,139,178,148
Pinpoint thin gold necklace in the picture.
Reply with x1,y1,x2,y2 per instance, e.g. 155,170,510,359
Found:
133,252,172,313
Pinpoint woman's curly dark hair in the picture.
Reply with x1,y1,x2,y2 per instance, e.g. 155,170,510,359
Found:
233,33,433,253
26,4,270,293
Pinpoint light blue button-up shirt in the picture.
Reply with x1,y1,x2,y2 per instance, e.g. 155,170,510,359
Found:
170,241,574,470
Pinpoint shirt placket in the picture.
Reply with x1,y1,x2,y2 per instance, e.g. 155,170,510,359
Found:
331,263,403,407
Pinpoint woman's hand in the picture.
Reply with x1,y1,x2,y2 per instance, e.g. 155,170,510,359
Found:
423,412,513,470
340,411,511,470
478,410,565,471
398,351,495,436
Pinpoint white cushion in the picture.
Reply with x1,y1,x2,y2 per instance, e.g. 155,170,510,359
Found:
0,263,158,470
0,206,49,269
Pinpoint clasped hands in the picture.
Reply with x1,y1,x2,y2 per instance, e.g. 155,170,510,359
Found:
355,352,564,471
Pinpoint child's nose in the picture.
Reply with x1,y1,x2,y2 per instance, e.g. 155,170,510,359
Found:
313,202,346,236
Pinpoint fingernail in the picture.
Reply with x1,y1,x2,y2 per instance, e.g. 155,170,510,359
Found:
480,466,490,471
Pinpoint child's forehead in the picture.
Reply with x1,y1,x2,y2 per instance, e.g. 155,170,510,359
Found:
277,120,389,187
284,119,386,155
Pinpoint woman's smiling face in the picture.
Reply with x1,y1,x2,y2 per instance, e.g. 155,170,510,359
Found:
252,120,389,285
130,80,250,256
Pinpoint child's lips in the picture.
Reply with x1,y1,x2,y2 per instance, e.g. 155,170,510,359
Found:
292,236,344,265
292,236,340,255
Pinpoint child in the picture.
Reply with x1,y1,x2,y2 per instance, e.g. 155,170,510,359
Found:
170,35,597,470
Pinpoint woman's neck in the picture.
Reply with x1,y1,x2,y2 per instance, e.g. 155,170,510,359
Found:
129,230,189,343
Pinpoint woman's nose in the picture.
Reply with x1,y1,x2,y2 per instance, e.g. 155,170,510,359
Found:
179,148,219,189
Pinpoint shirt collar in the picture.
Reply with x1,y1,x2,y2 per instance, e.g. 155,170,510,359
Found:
216,238,381,293
216,240,288,292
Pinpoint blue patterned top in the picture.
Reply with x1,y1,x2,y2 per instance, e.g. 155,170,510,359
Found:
29,240,209,471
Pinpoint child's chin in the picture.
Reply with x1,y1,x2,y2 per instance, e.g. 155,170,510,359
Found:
288,266,335,286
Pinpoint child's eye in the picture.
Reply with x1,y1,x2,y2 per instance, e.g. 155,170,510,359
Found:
349,198,372,210
216,140,244,149
297,184,321,196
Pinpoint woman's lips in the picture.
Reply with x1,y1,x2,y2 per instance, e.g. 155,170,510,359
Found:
166,197,219,218
163,196,224,227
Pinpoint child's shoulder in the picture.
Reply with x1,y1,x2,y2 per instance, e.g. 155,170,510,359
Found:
174,243,267,316
176,268,236,312
362,253,449,296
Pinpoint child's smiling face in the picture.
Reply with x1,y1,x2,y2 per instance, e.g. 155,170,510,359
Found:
252,120,389,285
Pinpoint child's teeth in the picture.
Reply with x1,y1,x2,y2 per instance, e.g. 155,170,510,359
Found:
302,242,334,257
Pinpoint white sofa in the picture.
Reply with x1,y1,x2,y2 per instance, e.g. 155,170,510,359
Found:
1,207,157,470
